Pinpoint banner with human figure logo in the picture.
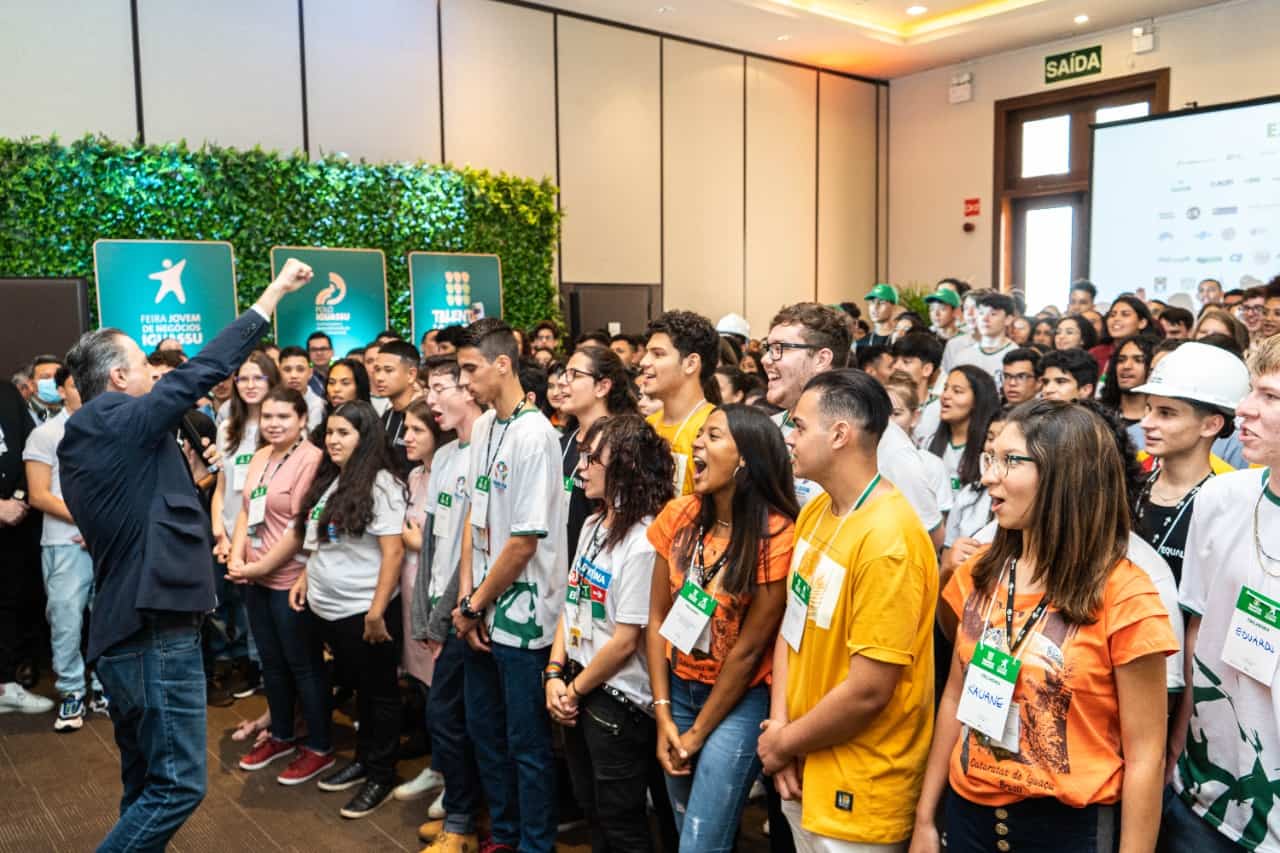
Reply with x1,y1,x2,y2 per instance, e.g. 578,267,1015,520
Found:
93,239,239,355
409,252,504,344
269,246,388,354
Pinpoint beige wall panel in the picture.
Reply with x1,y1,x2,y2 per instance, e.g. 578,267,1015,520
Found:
817,73,878,304
305,0,440,163
662,42,746,322
745,58,816,338
440,0,556,181
0,0,136,142
138,0,303,152
558,18,660,284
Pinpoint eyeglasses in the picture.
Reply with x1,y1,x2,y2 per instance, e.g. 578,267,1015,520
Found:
979,451,1036,480
584,450,606,467
762,341,821,361
562,367,599,383
1241,304,1264,314
1004,372,1036,383
235,375,269,386
429,383,460,395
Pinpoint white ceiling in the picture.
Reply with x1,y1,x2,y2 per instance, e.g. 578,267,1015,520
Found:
535,0,1231,78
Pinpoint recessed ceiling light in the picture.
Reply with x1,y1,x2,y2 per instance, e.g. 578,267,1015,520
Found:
1074,13,1089,24
906,5,928,15
776,33,792,40
656,5,673,13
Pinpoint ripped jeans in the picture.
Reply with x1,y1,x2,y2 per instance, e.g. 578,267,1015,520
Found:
664,674,769,853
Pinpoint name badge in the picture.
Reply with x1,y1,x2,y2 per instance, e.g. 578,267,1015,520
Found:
781,571,811,652
672,452,689,495
303,501,325,551
247,485,267,528
232,453,253,491
472,475,491,529
1223,586,1280,684
660,578,718,654
562,475,574,515
956,643,1021,742
565,564,593,647
433,492,452,538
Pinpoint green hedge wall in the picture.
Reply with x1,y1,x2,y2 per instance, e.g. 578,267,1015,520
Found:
0,136,562,335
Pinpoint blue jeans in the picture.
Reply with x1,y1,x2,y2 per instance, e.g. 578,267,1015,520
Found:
1158,786,1244,853
95,620,207,853
208,575,258,664
464,642,556,852
430,635,480,834
664,675,769,853
242,584,330,752
42,543,97,696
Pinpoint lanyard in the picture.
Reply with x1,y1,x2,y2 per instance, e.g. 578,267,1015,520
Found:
482,400,527,481
384,408,405,446
1004,559,1049,657
822,473,881,538
255,439,302,492
669,400,708,447
1135,470,1211,555
583,516,608,566
689,525,730,590
562,428,579,466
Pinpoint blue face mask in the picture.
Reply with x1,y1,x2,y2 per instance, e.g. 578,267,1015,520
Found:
36,378,62,405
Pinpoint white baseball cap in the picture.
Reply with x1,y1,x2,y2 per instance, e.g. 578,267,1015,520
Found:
1132,341,1250,412
716,313,750,340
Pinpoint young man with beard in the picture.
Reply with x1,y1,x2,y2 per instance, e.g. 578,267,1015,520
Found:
372,340,421,477
953,291,1016,392
858,284,898,348
452,319,565,853
638,311,719,496
762,303,943,547
413,355,485,852
1130,342,1249,584
1165,334,1280,852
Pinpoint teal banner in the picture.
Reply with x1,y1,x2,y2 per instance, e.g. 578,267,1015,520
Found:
269,246,388,354
409,252,504,343
93,239,238,355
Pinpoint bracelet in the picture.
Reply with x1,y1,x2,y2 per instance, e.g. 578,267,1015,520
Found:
652,699,672,707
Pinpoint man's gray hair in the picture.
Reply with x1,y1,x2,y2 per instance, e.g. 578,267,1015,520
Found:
66,328,129,403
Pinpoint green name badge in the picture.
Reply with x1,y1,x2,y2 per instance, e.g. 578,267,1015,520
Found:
310,502,325,521
235,453,253,465
790,571,811,606
973,642,1021,685
438,492,453,508
250,485,267,500
563,476,574,493
678,579,718,617
475,475,491,494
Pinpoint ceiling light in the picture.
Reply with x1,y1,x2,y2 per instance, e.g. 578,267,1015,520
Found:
776,33,792,40
906,5,928,15
656,5,673,13
1074,13,1089,24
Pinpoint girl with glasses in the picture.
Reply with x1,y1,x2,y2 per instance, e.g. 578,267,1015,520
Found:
911,401,1177,853
646,404,798,853
546,415,676,852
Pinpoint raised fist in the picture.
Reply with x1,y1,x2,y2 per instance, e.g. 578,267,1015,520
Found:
273,258,314,293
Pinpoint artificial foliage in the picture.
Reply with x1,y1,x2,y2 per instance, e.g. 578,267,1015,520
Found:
0,136,562,334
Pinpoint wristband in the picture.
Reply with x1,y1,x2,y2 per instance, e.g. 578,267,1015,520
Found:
652,699,671,707
459,594,482,620
542,670,565,686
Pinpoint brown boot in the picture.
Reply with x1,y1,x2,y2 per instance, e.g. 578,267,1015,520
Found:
420,831,478,853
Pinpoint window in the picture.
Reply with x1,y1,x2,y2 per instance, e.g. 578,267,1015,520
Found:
1021,115,1071,178
1095,102,1149,124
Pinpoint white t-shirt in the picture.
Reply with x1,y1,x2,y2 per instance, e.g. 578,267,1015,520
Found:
1175,468,1280,849
953,339,1015,393
217,418,260,533
306,470,408,621
877,421,943,534
974,522,1185,692
771,410,824,508
467,406,567,650
944,483,990,548
21,410,79,546
371,396,391,416
426,439,471,600
912,396,941,448
919,446,953,518
939,334,976,382
563,514,656,710
939,441,965,494
304,387,326,431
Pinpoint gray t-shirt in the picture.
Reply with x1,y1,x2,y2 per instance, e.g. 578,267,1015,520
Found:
306,469,407,621
21,410,79,546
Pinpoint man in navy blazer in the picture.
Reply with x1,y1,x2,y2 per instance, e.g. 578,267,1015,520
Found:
60,259,312,852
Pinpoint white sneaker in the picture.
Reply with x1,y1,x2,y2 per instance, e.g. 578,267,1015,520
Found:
394,766,445,801
0,682,55,714
749,778,766,800
427,787,447,819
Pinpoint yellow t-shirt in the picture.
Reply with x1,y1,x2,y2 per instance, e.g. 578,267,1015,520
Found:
785,487,938,844
647,401,714,496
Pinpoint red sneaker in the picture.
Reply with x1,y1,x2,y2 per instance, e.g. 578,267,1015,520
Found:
277,747,336,786
478,839,516,853
238,737,296,771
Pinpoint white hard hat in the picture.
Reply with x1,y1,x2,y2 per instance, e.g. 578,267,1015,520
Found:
1132,341,1250,412
716,313,750,339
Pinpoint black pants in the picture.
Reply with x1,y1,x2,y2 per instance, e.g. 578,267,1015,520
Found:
563,686,666,853
944,788,1119,853
312,597,403,784
0,520,44,682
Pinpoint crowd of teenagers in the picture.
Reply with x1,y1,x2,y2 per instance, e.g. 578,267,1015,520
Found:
1,264,1280,853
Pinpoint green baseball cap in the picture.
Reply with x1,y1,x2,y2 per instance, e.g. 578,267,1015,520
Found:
924,288,961,309
865,283,899,304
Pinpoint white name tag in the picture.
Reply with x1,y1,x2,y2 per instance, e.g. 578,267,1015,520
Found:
781,571,810,652
672,452,688,495
303,501,325,551
433,492,453,538
232,453,253,491
565,564,593,647
562,475,574,516
472,475,491,529
247,485,267,529
660,578,717,654
956,643,1021,742
1223,586,1280,685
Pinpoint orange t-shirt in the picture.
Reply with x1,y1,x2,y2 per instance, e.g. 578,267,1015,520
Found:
942,553,1178,807
647,494,793,686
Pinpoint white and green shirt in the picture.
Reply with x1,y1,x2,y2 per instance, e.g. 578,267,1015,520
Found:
954,339,1015,393
1176,468,1280,851
467,405,567,650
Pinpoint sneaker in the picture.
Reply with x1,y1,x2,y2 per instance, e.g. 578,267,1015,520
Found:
239,737,296,770
227,659,261,699
53,693,85,732
478,840,516,853
749,778,766,800
421,831,478,853
88,691,109,716
206,676,235,708
395,766,445,801
0,682,54,714
339,779,395,819
428,787,447,819
277,747,336,786
317,760,368,792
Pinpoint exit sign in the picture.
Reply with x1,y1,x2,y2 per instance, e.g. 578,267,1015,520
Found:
1045,45,1102,84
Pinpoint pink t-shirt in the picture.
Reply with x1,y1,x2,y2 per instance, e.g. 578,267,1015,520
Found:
400,465,434,684
242,440,324,590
